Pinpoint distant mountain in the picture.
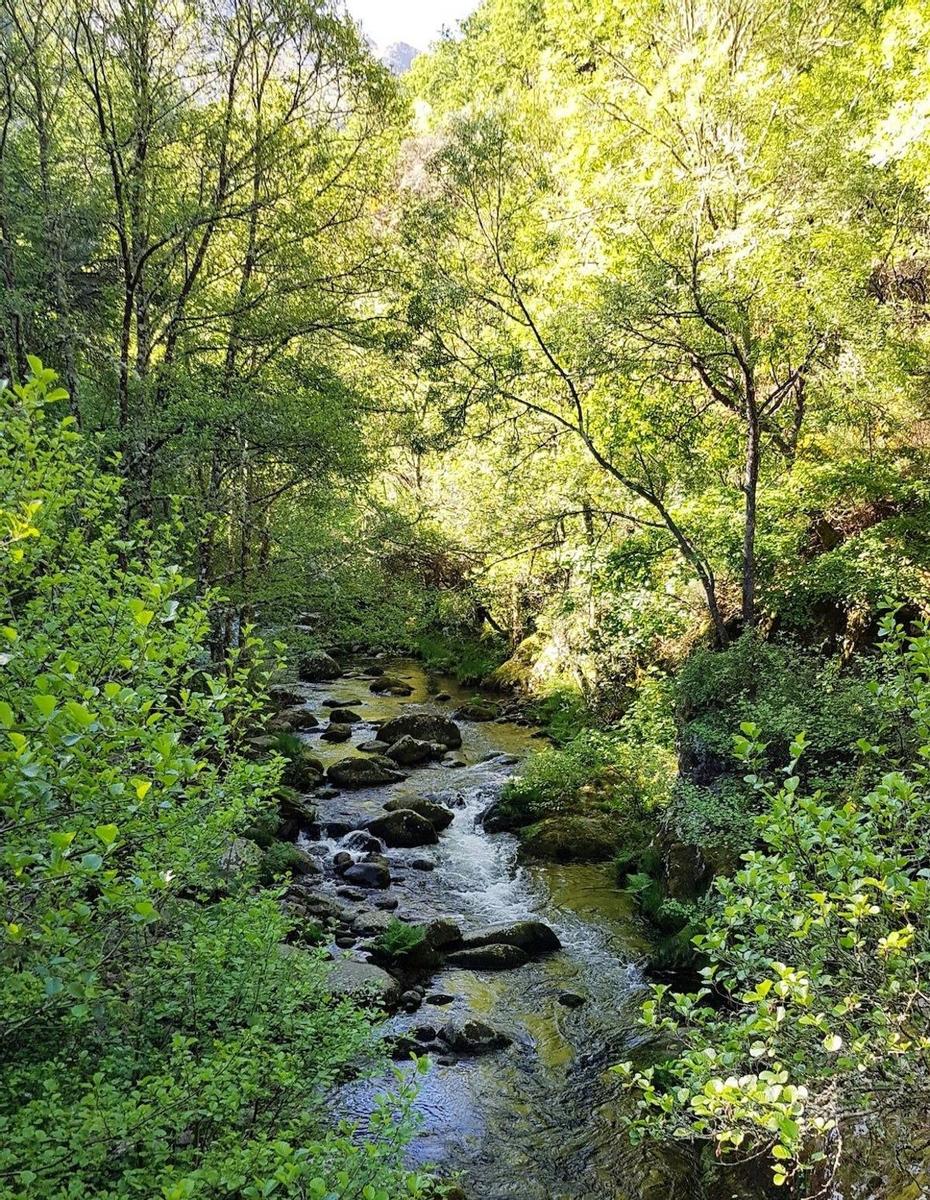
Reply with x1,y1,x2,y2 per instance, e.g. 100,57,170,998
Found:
382,42,420,75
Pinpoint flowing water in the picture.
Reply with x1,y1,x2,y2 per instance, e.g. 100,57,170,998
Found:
293,657,927,1200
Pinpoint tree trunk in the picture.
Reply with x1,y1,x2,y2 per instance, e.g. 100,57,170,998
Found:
741,406,761,628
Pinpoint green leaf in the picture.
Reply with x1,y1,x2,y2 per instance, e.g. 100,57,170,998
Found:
94,824,119,847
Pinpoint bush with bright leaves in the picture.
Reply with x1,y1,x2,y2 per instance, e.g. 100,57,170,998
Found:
0,362,430,1200
617,614,930,1191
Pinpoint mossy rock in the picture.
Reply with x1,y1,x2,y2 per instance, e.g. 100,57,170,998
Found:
280,750,325,791
517,814,621,862
258,842,322,884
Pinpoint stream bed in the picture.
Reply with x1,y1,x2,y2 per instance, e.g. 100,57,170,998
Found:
291,657,922,1200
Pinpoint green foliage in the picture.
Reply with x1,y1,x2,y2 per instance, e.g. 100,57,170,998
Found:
0,365,428,1199
414,630,507,685
618,618,930,1187
372,920,427,959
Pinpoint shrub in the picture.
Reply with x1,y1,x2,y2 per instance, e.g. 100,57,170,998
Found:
372,919,427,959
618,618,930,1190
0,363,429,1200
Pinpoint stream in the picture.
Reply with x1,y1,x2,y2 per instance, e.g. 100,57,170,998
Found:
291,657,923,1200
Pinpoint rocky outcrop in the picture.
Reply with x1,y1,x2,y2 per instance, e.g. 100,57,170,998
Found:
297,651,342,681
367,809,439,847
383,795,454,831
377,714,462,750
327,758,404,789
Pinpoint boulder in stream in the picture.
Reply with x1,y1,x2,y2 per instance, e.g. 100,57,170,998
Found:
327,758,404,789
367,809,439,847
438,1016,511,1054
357,739,390,754
267,706,319,732
297,651,342,682
369,675,413,696
518,814,621,862
269,683,310,708
445,944,529,970
321,722,352,743
384,734,434,766
454,699,500,722
376,713,462,750
343,860,391,889
326,959,400,1009
328,708,363,724
459,919,561,957
383,795,454,831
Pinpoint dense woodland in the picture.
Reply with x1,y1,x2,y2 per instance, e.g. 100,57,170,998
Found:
3,0,930,1196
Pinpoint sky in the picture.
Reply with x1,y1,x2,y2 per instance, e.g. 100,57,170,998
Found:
344,0,478,52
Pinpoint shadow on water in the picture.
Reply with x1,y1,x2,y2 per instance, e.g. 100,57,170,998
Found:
295,658,929,1200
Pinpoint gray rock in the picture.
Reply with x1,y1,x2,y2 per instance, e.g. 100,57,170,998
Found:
328,708,363,724
367,809,439,848
425,992,455,1006
445,944,529,970
434,692,451,702
352,909,395,935
558,991,586,1008
358,739,390,754
408,857,435,871
327,758,405,789
373,895,399,910
343,860,391,889
401,990,422,1012
322,697,363,708
342,830,382,854
459,920,561,956
325,820,354,838
423,917,461,950
369,675,413,696
383,795,454,831
218,837,261,878
384,735,434,766
438,1016,511,1054
332,851,353,873
321,723,352,743
269,684,310,708
268,706,319,732
377,713,462,750
336,886,365,901
326,959,400,1008
335,935,356,948
280,751,324,792
298,651,342,682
